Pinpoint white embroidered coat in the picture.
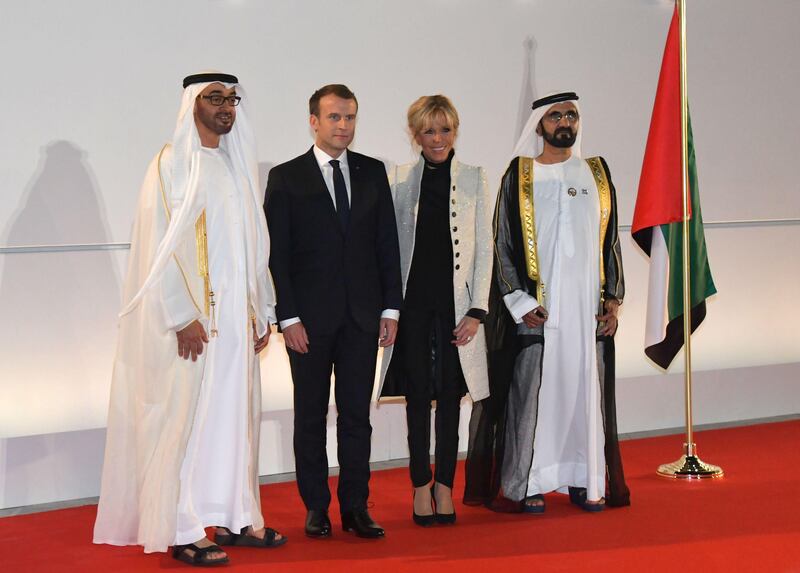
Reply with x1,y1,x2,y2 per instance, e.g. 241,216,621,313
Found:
377,156,493,401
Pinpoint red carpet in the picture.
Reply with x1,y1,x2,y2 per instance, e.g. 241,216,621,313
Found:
2,420,799,572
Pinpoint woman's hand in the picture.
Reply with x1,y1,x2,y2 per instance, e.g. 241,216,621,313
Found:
452,316,480,346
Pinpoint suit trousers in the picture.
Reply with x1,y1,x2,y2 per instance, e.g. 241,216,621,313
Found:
288,316,378,513
395,308,465,489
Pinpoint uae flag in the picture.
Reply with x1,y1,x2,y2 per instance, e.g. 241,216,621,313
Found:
631,5,717,370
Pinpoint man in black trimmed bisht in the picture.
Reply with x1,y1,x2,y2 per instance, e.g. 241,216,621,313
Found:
464,92,630,514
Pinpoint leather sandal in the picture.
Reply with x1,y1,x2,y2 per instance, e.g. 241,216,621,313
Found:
215,526,287,548
522,493,546,514
568,487,605,512
172,542,229,567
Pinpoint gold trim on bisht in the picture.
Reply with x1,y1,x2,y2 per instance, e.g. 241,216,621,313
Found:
157,144,215,334
517,156,545,305
195,212,217,337
586,156,611,304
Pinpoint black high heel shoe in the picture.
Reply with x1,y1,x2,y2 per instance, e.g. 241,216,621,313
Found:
432,483,456,525
412,486,436,527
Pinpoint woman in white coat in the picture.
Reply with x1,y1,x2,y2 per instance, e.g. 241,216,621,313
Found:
378,95,493,526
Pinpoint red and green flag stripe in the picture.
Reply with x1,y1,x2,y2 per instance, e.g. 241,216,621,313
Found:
631,4,717,370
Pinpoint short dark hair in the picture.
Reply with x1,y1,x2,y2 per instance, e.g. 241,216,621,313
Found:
309,84,358,116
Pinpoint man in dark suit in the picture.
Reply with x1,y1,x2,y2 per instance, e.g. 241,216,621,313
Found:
264,84,402,539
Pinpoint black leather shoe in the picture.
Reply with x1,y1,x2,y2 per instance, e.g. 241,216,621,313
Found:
305,509,332,538
341,509,385,538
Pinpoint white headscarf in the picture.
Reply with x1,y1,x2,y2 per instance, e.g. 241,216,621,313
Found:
120,74,274,332
511,91,582,159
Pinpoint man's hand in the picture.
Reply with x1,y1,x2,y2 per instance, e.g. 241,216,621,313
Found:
452,316,480,346
379,318,398,347
254,325,271,354
596,299,620,336
283,322,309,354
522,306,548,329
176,320,208,362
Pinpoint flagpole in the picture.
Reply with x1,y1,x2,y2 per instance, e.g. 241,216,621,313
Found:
657,0,723,479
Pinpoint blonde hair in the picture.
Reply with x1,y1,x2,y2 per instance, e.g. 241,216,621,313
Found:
407,95,460,140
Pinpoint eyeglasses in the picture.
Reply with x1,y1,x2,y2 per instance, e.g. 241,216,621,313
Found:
200,95,242,107
543,110,579,124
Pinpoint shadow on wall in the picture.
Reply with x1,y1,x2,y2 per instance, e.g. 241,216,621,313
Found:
0,141,122,438
1,141,119,248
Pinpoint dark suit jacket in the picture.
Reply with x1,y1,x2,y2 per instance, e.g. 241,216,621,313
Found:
265,147,402,336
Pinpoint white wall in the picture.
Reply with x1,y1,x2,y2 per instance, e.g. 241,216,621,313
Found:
1,0,798,508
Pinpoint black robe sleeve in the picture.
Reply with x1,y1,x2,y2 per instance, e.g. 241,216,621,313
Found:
463,160,521,506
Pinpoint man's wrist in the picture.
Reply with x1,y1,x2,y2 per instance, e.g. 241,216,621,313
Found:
502,290,539,324
381,309,400,321
279,317,301,330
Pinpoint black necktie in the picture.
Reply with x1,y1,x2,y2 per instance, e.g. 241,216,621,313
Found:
329,159,350,230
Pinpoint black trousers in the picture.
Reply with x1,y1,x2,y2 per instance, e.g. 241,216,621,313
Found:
395,308,465,488
288,316,378,513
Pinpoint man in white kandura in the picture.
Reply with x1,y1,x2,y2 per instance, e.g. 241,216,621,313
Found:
466,91,630,514
93,72,286,567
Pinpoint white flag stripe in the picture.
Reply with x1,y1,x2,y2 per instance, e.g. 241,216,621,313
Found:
644,227,670,348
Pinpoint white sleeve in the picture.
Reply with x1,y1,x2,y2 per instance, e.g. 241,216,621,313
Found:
279,316,302,330
381,309,400,321
502,290,540,324
159,258,203,332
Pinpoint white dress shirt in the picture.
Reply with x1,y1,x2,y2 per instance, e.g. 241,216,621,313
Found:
313,144,352,207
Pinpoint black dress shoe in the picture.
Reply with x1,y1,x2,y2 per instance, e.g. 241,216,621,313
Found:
305,509,332,538
341,509,385,538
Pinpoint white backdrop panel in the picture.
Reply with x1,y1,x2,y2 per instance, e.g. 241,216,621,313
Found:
1,1,799,440
2,1,799,246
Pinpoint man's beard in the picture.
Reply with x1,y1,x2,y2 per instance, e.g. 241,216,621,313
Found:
211,113,234,135
543,126,576,148
198,110,234,135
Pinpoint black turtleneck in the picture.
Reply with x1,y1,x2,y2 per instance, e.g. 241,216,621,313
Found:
404,151,455,312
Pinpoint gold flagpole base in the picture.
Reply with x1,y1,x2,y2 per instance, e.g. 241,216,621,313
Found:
657,443,724,479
